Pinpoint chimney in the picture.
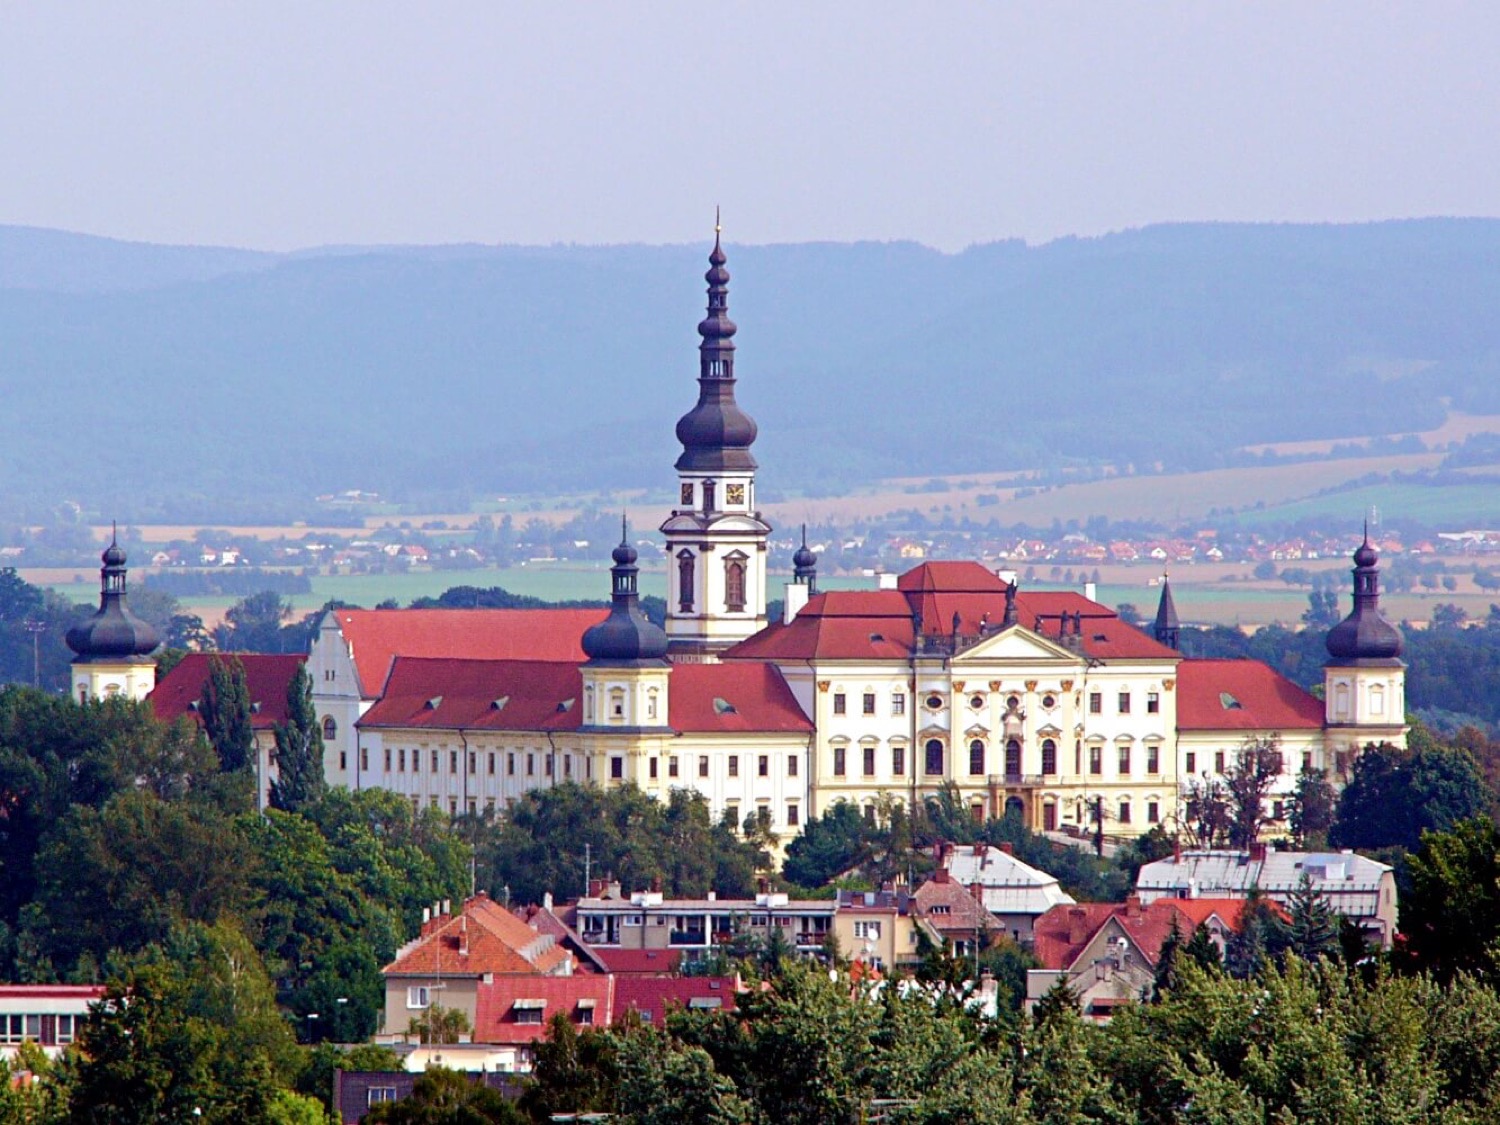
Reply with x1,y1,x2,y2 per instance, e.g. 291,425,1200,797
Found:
998,843,1014,856
878,572,899,590
969,882,984,904
707,890,716,902
783,580,810,624
758,876,770,895
459,915,469,956
1249,841,1268,863
1125,895,1142,918
588,878,604,898
543,892,553,912
650,876,662,894
934,867,949,884
1067,907,1090,946
1173,839,1182,862
1084,581,1097,602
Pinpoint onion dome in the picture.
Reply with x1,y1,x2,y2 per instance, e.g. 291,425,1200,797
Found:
1325,529,1404,665
582,519,669,664
793,524,818,590
674,217,759,473
66,528,161,662
1153,573,1181,649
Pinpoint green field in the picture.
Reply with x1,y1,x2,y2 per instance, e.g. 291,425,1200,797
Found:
1233,481,1500,528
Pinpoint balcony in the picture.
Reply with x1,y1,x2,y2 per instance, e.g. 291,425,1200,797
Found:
991,773,1044,788
669,930,709,947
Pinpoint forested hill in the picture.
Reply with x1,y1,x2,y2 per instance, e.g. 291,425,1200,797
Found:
2,219,1499,520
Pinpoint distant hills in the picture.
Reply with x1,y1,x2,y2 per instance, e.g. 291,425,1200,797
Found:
2,219,1498,523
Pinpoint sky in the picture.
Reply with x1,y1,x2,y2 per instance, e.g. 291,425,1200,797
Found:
2,2,1498,252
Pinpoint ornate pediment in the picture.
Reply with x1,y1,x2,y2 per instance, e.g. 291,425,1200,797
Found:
954,625,1081,666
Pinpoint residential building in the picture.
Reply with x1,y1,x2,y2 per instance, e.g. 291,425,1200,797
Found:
1134,846,1398,947
570,882,834,957
931,842,1075,943
833,887,938,972
0,985,103,1060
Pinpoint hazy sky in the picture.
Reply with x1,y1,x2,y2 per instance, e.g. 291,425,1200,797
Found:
2,2,1497,251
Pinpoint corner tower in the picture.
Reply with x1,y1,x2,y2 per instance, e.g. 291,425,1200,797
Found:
65,527,161,703
1323,529,1406,750
660,217,771,661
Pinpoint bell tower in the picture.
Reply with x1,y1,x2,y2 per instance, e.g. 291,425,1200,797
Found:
660,217,771,661
1323,528,1407,753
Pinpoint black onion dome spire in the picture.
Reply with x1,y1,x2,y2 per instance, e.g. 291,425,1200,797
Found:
1325,526,1404,664
674,214,759,473
582,517,669,664
793,524,818,590
66,526,162,662
1153,572,1181,649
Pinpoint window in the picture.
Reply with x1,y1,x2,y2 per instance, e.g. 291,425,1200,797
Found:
1118,746,1131,775
339,751,347,771
1147,691,1160,714
432,750,439,773
546,753,554,777
681,482,693,506
515,1006,545,1025
1147,801,1160,824
862,692,876,715
970,740,986,775
697,755,708,778
833,747,846,776
864,804,876,824
1118,800,1132,824
1042,693,1057,709
1005,739,1020,776
1088,744,1102,775
56,1014,75,1045
322,716,337,740
729,755,740,778
669,755,680,778
508,752,516,775
892,745,906,775
758,754,769,777
361,748,369,771
925,739,944,775
1302,751,1313,773
1041,738,1057,775
384,748,392,771
577,1004,595,1026
649,757,659,780
468,751,476,773
863,745,876,776
787,803,800,827
1147,746,1160,774
398,749,406,772
610,756,623,780
788,754,799,777
449,798,458,816
1089,692,1102,714
853,921,882,940
833,692,847,715
1118,692,1131,714
1214,750,1226,774
724,556,747,613
487,752,495,775
677,551,695,612
564,755,572,777
1273,799,1285,820
725,806,739,831
925,694,944,710
892,693,906,716
1185,751,1196,774
970,694,987,710
407,986,431,1009
527,753,535,776
368,1088,398,1107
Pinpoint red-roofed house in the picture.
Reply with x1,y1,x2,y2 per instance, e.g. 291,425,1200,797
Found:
1025,896,1268,1020
148,653,307,811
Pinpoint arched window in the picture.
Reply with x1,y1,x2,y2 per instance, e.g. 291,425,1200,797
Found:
924,739,944,776
969,739,985,775
1041,738,1057,775
1334,682,1350,719
677,550,695,612
322,716,337,741
1005,739,1021,777
724,554,747,613
1370,684,1385,716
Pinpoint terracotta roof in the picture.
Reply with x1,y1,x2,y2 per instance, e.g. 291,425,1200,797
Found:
148,653,307,731
897,562,1011,594
1032,897,1265,972
358,658,583,733
332,608,607,697
1177,659,1324,731
613,975,737,1023
384,894,570,977
912,877,999,935
357,657,808,736
516,904,612,974
666,663,811,733
473,975,614,1045
591,948,684,975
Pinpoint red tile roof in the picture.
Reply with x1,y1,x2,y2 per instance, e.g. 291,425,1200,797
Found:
1032,898,1259,971
384,895,571,977
591,949,684,975
332,609,607,697
612,975,737,1023
474,975,615,1045
148,653,307,731
897,561,1011,594
1177,659,1325,731
357,658,808,736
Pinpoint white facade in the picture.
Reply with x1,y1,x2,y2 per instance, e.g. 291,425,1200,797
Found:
71,658,156,704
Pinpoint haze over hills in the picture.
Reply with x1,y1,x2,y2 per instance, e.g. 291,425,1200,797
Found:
2,219,1498,524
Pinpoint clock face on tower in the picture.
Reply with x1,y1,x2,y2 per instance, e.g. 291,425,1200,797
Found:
726,483,745,506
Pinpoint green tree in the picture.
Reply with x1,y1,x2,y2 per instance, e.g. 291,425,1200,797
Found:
269,664,326,812
1401,817,1500,982
218,591,295,653
616,1030,755,1125
1288,767,1337,850
1283,874,1341,963
1224,735,1283,848
365,1067,524,1125
782,801,871,887
408,1003,471,1046
519,1013,620,1121
1333,737,1491,851
199,655,255,774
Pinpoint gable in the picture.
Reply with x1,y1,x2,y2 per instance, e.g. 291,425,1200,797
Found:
954,626,1081,665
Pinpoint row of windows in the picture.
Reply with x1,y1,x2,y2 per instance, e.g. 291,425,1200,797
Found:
830,739,1165,779
1184,749,1316,776
379,747,583,780
831,688,1165,718
619,754,801,782
1087,690,1161,715
0,1013,75,1045
832,692,907,717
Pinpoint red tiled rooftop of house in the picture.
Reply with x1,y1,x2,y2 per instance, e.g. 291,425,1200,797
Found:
148,653,307,731
384,894,570,977
1032,897,1267,971
332,608,607,697
474,975,615,1045
1177,659,1324,731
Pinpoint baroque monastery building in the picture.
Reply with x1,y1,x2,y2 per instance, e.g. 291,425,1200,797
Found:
248,226,1407,842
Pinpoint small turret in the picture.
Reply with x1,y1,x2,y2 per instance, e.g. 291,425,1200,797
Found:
1153,573,1180,649
66,525,161,703
1325,529,1403,665
581,519,669,665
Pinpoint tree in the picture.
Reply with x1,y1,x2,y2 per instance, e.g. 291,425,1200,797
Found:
1224,735,1283,848
1287,767,1336,850
1223,888,1287,978
1283,874,1341,963
1302,588,1340,628
198,655,255,774
519,1013,620,1121
1401,817,1500,982
408,1003,471,1046
269,664,326,812
782,802,870,887
615,1032,753,1125
364,1067,524,1124
1183,776,1231,848
217,590,295,653
1332,738,1491,852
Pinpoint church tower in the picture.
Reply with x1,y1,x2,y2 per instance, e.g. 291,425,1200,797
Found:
660,219,771,661
65,528,161,703
1323,529,1407,751
1153,573,1180,649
